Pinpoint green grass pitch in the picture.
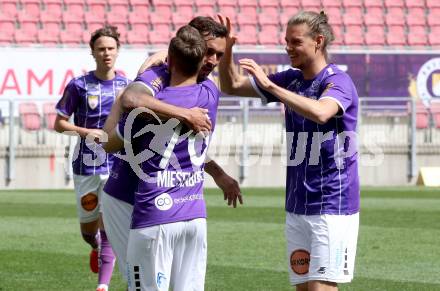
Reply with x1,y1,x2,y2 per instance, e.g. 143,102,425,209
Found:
1,187,440,291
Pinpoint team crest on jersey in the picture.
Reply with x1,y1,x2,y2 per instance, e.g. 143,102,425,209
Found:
87,95,99,109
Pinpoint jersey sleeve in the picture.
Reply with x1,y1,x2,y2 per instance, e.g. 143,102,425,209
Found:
56,79,80,118
249,69,296,104
134,64,170,97
319,72,354,117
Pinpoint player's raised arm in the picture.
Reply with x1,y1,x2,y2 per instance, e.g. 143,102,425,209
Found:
120,82,212,133
137,50,168,75
217,15,258,98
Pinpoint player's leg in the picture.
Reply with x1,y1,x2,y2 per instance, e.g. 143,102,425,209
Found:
127,224,173,291
96,175,116,291
101,192,133,281
73,174,101,273
285,212,311,289
170,218,207,291
304,213,359,291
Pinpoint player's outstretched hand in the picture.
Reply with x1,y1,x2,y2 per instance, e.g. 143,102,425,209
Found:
215,173,243,208
217,14,237,48
184,107,212,133
239,58,273,90
137,50,168,75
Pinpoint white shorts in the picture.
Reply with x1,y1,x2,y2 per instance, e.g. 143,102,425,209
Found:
127,218,207,291
101,192,133,281
73,173,108,223
285,212,359,285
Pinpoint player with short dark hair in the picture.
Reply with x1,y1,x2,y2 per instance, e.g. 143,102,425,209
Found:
54,25,127,291
104,24,221,290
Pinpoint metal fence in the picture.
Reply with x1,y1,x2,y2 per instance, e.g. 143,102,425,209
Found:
0,96,437,185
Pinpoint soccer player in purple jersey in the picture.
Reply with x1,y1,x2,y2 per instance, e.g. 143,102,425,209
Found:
218,11,360,291
54,26,128,291
100,16,242,284
104,25,220,290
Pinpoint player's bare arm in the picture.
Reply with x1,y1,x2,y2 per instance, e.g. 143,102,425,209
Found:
103,90,124,134
102,125,123,153
121,82,212,133
54,114,105,140
240,58,340,124
217,15,258,98
137,50,168,75
204,159,243,208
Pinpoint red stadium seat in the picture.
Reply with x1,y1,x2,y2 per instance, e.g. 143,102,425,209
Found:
86,0,107,19
426,0,440,8
237,25,257,44
386,25,406,46
218,5,237,17
126,30,150,46
344,25,364,46
407,27,427,47
237,11,257,27
427,11,440,27
406,9,426,26
0,0,18,17
238,0,257,9
260,0,279,9
322,0,342,8
106,10,129,28
39,9,60,22
365,26,386,46
217,0,237,7
149,29,172,45
41,0,63,19
150,9,172,24
130,0,150,12
342,0,362,8
301,0,321,10
64,0,85,18
280,6,301,21
343,13,363,26
280,0,300,9
385,9,405,27
364,12,385,26
384,0,404,8
332,24,344,45
21,0,41,20
38,29,59,45
258,25,279,45
172,13,192,28
196,5,216,17
43,102,57,130
19,102,41,131
325,7,342,26
0,16,15,36
416,102,429,129
109,1,130,18
258,12,279,26
364,0,383,8
18,20,38,38
405,0,426,8
174,5,193,17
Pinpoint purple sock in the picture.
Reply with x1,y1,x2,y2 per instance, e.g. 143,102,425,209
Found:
98,230,116,285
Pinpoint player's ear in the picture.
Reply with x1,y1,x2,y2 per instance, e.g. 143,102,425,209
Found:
315,34,324,51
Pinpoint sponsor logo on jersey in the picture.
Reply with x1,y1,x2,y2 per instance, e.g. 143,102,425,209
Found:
154,193,173,211
290,249,310,275
81,192,98,211
317,266,326,274
87,95,99,110
156,272,167,288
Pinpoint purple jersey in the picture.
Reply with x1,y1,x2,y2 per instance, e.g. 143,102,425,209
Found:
117,81,219,229
56,71,130,175
251,64,360,215
104,65,220,206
